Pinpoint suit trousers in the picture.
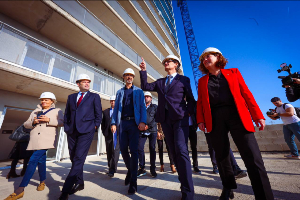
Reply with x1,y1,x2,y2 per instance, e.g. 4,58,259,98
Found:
120,119,140,184
138,132,157,171
210,106,273,200
157,139,174,166
62,128,95,193
161,110,194,200
204,133,238,167
105,131,120,174
188,126,198,168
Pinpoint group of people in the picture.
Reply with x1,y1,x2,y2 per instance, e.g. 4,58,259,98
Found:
5,47,277,200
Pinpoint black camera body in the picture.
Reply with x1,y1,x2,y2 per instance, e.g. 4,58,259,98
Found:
278,63,300,88
266,109,280,119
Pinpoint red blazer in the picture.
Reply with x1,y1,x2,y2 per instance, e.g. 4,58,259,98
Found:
196,68,264,133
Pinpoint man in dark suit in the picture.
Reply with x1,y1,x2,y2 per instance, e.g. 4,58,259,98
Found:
139,56,195,200
59,74,102,200
101,95,120,178
137,91,158,178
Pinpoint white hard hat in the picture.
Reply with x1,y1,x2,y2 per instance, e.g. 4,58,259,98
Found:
144,91,152,97
200,47,222,60
123,68,135,76
39,92,56,102
110,95,116,101
162,55,181,67
76,74,91,82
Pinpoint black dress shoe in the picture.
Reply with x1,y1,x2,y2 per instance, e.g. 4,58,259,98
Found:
69,184,84,195
58,192,69,200
128,182,137,195
125,171,131,186
193,167,202,174
108,172,114,177
219,187,234,200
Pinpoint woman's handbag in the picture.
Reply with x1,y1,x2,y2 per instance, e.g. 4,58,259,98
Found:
9,125,30,142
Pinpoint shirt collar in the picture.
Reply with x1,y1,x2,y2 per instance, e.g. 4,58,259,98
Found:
167,72,177,78
124,85,134,90
78,91,86,95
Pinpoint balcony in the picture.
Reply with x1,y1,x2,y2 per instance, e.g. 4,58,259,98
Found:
0,22,158,105
0,0,161,88
141,0,179,51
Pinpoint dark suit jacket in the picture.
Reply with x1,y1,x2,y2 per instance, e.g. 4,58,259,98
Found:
64,91,102,134
101,108,119,137
141,104,157,134
140,71,195,123
197,68,264,133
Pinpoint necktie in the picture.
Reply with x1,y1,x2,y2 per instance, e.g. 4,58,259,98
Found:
77,92,84,107
165,75,173,93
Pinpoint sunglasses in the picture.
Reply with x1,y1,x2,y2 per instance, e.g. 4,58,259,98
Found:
164,59,176,64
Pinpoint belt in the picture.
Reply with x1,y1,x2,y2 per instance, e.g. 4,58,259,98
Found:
122,117,135,120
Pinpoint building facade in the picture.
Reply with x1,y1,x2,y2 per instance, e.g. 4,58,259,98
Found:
0,0,181,162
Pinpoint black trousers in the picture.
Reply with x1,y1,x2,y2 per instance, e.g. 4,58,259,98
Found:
104,131,120,174
138,132,157,171
210,106,273,200
62,128,95,193
188,126,198,168
161,111,194,200
157,139,174,166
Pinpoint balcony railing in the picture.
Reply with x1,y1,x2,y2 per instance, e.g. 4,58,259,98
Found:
130,0,174,55
152,0,177,42
52,0,163,80
105,0,164,61
0,22,158,104
144,0,178,50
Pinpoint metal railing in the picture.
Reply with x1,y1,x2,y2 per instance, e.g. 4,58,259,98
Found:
52,0,163,80
144,0,178,50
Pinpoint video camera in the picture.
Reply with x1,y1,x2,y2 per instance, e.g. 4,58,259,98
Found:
266,109,280,119
278,63,300,88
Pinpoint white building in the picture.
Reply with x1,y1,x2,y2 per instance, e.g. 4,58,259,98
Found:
0,0,181,163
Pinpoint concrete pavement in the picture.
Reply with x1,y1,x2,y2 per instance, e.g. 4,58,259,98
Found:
0,152,299,200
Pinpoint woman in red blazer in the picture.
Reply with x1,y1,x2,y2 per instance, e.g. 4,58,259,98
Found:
196,47,273,200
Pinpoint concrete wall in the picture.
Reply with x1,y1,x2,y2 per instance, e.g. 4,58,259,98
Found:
143,124,299,153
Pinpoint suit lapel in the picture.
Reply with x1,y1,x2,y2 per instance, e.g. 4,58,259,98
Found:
167,74,180,92
78,91,91,108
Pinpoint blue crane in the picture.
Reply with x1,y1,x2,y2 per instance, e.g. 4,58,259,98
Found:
177,0,203,92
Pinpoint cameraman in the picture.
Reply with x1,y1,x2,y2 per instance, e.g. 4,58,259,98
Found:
268,97,300,159
285,78,300,102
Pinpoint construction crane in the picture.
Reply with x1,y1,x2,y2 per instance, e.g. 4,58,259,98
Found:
177,0,203,92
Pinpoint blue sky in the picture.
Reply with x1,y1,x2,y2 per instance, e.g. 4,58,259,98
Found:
173,1,300,124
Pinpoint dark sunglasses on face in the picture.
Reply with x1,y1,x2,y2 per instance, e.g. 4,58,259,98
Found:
164,59,175,64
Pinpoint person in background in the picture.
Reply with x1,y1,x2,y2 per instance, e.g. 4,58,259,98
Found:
137,92,158,178
197,47,273,200
268,97,300,159
5,92,63,200
157,123,176,173
188,104,201,174
6,125,33,179
101,95,120,177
